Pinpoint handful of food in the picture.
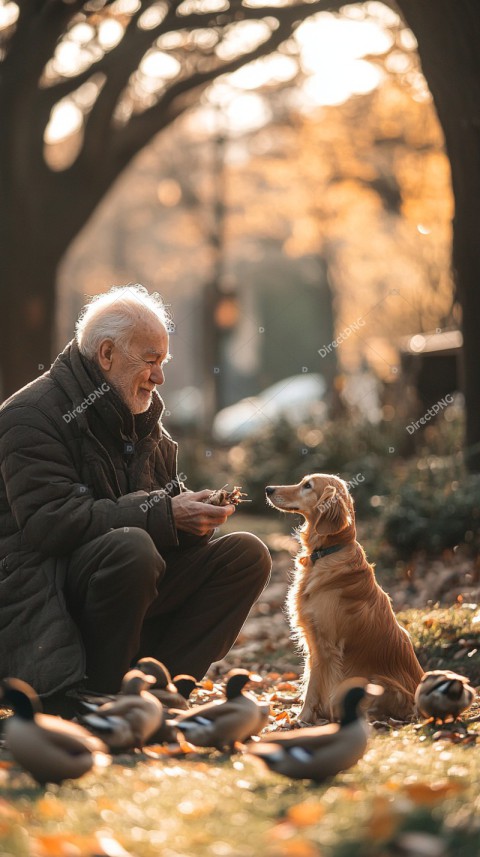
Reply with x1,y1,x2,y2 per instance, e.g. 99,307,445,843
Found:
205,485,250,506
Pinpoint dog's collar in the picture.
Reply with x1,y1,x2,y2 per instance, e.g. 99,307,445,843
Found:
310,544,345,563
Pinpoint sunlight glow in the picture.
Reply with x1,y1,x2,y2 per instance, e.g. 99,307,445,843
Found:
228,55,298,89
296,12,392,107
140,50,181,79
178,0,229,14
243,0,291,7
0,2,18,30
216,20,273,62
98,18,125,50
69,23,96,45
111,0,141,12
298,13,392,70
53,41,91,77
363,1,400,27
44,101,83,145
223,92,272,133
138,2,168,30
202,88,271,135
303,59,382,106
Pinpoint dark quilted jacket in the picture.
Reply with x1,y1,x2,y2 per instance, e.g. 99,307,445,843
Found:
0,340,187,696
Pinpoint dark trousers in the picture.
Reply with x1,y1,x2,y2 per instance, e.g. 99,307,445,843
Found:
64,527,271,693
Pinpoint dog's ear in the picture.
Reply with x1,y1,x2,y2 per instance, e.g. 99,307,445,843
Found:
314,485,353,535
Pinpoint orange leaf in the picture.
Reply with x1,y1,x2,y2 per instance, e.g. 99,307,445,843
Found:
0,798,23,820
282,673,299,681
287,801,325,827
31,833,81,857
273,838,322,857
36,796,65,821
274,711,290,722
404,780,465,805
367,797,399,842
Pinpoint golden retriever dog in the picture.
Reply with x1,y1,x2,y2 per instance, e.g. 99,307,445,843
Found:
265,474,424,723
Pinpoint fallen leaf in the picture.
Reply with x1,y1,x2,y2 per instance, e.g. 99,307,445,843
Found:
36,796,66,821
367,797,400,841
403,780,465,805
287,801,325,827
272,838,322,857
0,799,23,820
31,832,82,857
275,711,290,723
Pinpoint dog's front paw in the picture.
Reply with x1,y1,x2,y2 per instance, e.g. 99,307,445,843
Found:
298,705,330,725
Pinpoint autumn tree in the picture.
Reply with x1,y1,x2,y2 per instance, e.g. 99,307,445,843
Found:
0,0,340,397
1,0,480,469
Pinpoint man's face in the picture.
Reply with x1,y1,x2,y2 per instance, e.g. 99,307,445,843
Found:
101,322,170,414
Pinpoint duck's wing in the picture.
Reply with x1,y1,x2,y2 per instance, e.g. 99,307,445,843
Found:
77,712,134,749
36,713,107,754
5,720,97,784
259,722,340,750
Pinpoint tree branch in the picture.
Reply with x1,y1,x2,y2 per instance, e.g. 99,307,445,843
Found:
110,0,357,165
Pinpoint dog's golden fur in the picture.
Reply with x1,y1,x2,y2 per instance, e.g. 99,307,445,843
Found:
266,474,424,723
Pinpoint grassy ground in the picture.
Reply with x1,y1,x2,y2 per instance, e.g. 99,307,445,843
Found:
1,521,480,857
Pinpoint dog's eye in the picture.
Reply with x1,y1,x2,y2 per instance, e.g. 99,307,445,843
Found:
303,481,312,490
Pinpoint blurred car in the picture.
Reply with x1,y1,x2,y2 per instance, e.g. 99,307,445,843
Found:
212,373,327,443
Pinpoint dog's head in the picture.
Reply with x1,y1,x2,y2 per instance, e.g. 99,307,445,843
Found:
265,473,354,538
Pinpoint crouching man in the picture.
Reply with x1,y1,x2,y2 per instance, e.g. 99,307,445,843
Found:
0,285,271,713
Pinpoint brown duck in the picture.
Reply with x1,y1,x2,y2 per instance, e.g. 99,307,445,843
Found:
0,678,108,785
170,669,270,750
415,670,476,723
135,657,197,711
246,683,379,782
78,669,164,749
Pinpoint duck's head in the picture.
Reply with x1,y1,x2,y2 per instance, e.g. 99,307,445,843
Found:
225,669,251,700
136,657,171,689
173,676,198,700
121,669,157,696
0,678,41,720
337,680,384,726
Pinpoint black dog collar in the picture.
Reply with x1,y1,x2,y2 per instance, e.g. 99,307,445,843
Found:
310,544,345,563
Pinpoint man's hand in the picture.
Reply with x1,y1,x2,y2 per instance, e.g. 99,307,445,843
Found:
171,490,235,535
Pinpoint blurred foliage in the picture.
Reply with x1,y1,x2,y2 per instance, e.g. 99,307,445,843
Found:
177,405,480,561
222,416,398,515
383,463,480,558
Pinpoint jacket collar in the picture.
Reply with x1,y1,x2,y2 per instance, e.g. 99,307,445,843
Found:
50,339,164,443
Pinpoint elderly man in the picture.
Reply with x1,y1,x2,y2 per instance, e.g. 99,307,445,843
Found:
0,285,271,714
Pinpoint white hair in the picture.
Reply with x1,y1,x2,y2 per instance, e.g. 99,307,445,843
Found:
75,285,171,359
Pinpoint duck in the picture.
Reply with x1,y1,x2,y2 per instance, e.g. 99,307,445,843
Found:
0,678,108,785
245,682,380,782
169,669,270,750
135,657,197,711
415,670,476,723
77,669,164,750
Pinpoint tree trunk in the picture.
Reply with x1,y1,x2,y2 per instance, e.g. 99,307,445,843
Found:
397,0,480,470
0,235,59,398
